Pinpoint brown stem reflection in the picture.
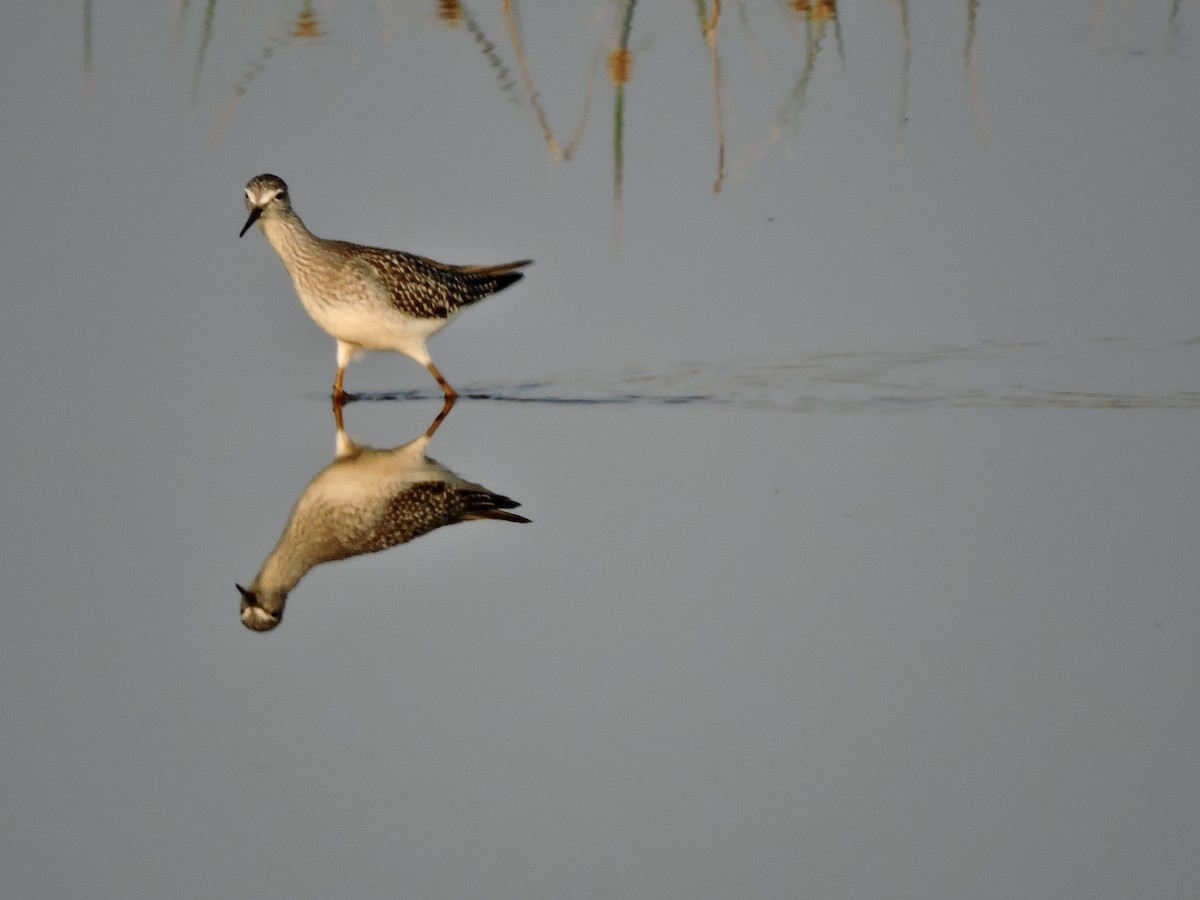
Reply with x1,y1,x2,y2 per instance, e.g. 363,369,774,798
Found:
611,0,636,217
964,0,986,132
726,1,842,177
437,1,520,101
237,400,530,633
503,0,598,161
697,0,726,193
153,1,1006,204
83,0,92,81
220,3,325,126
894,0,911,140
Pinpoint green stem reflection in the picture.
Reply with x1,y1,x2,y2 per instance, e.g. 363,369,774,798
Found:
613,0,637,205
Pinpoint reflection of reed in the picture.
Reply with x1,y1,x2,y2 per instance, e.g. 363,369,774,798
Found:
695,0,726,193
611,0,637,206
189,0,217,104
503,0,597,159
894,0,911,139
1088,0,1184,53
964,0,985,131
778,6,832,140
238,403,530,632
223,31,289,125
83,0,92,80
292,2,322,40
222,4,324,123
157,0,997,197
446,1,520,103
790,1,843,57
722,1,841,176
437,0,464,24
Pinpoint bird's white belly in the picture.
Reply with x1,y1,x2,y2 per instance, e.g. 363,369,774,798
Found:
293,279,448,360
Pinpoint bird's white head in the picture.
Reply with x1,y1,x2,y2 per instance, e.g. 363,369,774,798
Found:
240,173,291,238
237,582,285,632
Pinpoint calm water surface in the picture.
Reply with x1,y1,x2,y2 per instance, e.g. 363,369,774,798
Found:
1,3,1198,899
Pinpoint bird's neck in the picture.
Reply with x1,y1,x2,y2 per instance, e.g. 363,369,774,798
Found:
262,210,326,271
252,538,313,600
251,502,349,600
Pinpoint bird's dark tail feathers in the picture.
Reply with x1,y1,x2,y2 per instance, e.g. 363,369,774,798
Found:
462,490,532,524
455,259,532,299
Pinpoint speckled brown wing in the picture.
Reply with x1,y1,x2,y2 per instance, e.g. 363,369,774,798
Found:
349,246,531,320
355,482,530,553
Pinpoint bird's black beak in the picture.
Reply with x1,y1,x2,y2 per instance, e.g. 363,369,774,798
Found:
239,207,263,238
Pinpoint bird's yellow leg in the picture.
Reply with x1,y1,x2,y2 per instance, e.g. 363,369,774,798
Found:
425,395,456,438
332,365,346,402
426,361,458,400
332,391,346,433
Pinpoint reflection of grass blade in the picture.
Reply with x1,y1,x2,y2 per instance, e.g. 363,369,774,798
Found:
694,0,726,193
223,6,323,124
770,5,840,144
505,0,562,158
692,2,726,191
894,0,910,140
502,1,599,159
456,1,519,104
563,44,601,160
83,0,91,81
219,29,291,138
229,32,288,103
832,5,845,62
190,0,217,104
778,25,818,138
964,0,985,131
612,77,625,202
726,2,838,177
612,0,637,206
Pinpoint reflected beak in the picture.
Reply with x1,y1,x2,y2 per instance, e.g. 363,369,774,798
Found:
239,207,263,238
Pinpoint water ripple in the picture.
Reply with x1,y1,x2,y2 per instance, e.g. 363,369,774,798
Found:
348,338,1200,412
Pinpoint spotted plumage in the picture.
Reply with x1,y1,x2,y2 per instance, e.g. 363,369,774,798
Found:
342,244,527,320
357,481,523,551
240,174,531,399
237,427,530,632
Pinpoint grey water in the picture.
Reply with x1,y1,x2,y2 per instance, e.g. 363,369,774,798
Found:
2,3,1198,899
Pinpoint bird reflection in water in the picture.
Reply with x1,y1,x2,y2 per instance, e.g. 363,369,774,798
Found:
237,398,530,632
